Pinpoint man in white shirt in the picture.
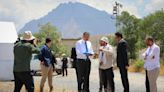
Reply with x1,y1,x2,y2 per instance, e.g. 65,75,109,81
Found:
142,37,160,92
99,37,115,92
75,32,94,92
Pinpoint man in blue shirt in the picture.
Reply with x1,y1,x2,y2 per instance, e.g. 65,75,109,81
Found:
40,38,54,92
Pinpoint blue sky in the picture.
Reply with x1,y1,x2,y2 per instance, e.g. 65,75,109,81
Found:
0,0,163,30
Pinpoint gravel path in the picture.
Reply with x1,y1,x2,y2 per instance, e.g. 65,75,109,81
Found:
0,59,164,92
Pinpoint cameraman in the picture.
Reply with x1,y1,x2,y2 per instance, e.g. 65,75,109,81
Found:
13,31,40,92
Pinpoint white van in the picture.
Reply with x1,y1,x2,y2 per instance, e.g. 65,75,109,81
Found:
0,22,18,81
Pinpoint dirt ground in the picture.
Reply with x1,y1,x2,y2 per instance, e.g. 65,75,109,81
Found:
0,60,164,92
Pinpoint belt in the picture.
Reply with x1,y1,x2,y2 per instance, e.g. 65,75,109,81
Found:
77,59,90,61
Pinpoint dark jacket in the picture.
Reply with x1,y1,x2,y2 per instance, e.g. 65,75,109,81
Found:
14,41,40,72
116,39,129,68
62,57,68,68
71,47,77,68
39,44,55,68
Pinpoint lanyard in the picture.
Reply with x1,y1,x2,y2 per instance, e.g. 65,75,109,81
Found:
146,48,152,56
100,46,105,61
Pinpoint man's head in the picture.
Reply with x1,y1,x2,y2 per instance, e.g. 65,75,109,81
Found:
115,32,123,43
21,31,35,41
83,32,90,41
21,31,36,44
145,37,154,46
46,37,52,47
100,36,109,46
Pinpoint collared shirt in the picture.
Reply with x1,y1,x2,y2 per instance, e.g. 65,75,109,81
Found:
142,43,160,71
76,39,94,59
119,39,124,43
99,44,114,69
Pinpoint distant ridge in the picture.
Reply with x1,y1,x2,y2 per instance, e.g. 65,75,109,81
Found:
19,2,116,38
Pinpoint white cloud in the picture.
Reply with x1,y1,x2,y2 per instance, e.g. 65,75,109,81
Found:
0,0,116,30
113,1,141,18
145,0,164,12
0,0,143,30
81,0,141,18
138,0,144,5
122,5,141,18
0,0,61,30
79,0,114,14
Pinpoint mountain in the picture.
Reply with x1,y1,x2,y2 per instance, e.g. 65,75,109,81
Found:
19,2,116,38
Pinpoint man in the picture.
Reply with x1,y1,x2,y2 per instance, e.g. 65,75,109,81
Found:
71,47,77,68
99,40,104,92
142,37,160,92
99,37,115,92
71,47,78,80
13,31,40,92
62,54,68,77
39,38,54,92
115,32,129,92
75,32,94,92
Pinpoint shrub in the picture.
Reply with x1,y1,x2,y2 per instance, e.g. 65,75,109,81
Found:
160,59,164,65
134,59,144,69
129,59,144,72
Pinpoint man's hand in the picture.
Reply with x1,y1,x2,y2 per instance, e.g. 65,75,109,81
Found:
152,56,155,59
99,48,103,52
125,66,129,70
100,61,103,65
84,52,92,56
144,57,147,60
40,61,44,65
33,39,38,46
53,68,55,72
144,56,147,60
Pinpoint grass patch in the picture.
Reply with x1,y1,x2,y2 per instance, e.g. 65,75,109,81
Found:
129,59,164,76
160,65,164,76
160,59,164,65
129,59,144,72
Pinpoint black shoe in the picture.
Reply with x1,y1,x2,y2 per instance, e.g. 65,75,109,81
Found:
99,90,102,92
78,90,82,92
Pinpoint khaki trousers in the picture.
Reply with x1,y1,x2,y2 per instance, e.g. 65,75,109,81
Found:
40,64,53,88
147,68,159,92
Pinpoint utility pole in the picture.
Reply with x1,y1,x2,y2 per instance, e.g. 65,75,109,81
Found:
112,1,123,32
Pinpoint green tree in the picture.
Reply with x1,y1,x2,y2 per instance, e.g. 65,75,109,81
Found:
108,35,117,46
34,23,68,56
117,11,141,59
139,10,164,53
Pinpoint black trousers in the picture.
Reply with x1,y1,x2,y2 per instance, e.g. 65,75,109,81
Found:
14,71,34,92
62,67,68,76
76,59,91,92
101,68,115,92
119,67,129,92
99,69,103,91
145,70,150,92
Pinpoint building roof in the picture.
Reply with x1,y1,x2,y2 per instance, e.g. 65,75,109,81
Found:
61,38,81,40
